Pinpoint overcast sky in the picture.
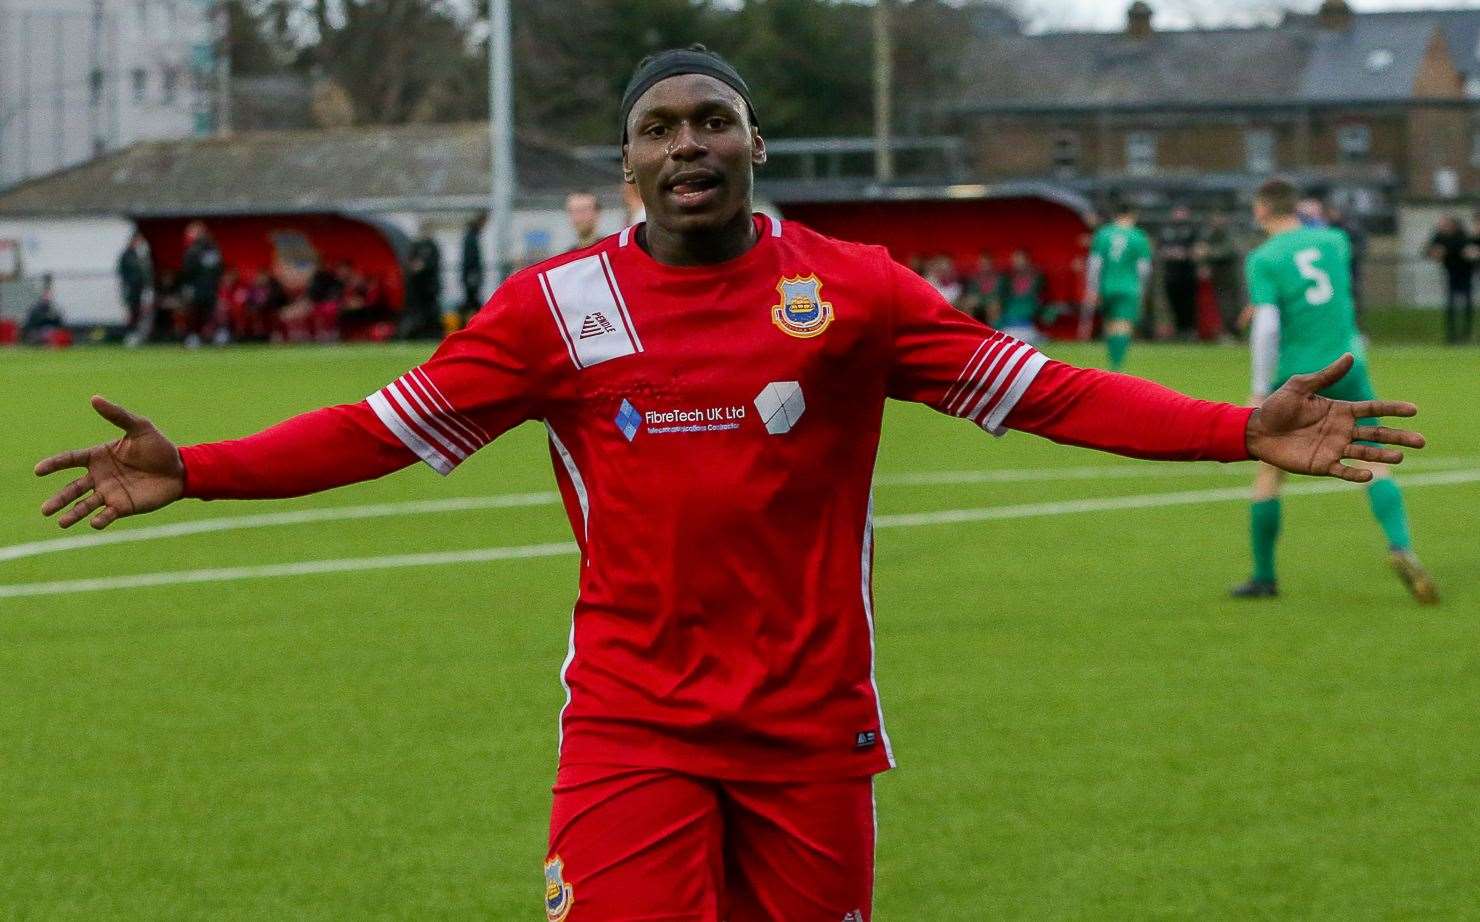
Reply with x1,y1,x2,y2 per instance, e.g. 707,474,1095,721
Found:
1020,0,1480,31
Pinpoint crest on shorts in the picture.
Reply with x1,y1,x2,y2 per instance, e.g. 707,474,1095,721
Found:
544,855,574,922
772,274,834,339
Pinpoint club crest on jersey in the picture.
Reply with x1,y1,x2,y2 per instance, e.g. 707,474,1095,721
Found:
544,855,574,922
772,274,834,339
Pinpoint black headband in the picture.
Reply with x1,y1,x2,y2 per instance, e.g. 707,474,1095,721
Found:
620,44,757,142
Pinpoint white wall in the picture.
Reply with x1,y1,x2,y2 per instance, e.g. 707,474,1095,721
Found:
0,0,213,190
0,216,135,323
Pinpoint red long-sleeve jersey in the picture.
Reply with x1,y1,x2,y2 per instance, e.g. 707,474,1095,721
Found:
182,216,1251,781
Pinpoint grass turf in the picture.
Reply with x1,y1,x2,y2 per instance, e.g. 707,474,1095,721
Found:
1,341,1477,919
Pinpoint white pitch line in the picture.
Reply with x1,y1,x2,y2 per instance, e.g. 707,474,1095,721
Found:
0,543,579,600
873,455,1480,487
0,492,560,563
3,468,1477,601
8,456,1476,565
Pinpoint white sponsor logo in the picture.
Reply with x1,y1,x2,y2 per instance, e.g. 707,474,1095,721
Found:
642,404,746,435
753,381,805,435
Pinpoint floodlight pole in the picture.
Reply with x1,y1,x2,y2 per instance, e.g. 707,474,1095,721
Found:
873,0,893,184
489,0,515,283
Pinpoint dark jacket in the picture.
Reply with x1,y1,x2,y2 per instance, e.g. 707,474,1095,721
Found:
180,237,224,304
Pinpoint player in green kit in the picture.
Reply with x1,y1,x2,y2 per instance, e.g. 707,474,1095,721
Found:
1233,179,1438,602
1081,202,1152,370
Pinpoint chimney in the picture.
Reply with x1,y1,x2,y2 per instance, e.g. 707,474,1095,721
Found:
1127,2,1153,39
1318,0,1353,31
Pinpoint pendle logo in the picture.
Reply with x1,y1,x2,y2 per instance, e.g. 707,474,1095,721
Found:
578,312,616,339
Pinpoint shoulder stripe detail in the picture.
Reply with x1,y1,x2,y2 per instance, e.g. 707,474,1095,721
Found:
385,379,473,462
963,341,1032,423
938,334,1046,437
950,336,1017,417
367,390,454,475
394,374,480,458
540,254,644,370
408,367,492,445
942,333,1004,413
982,351,1048,435
366,369,497,475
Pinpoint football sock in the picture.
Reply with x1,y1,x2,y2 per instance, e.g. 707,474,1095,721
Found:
1250,497,1281,583
1366,478,1413,551
1107,332,1130,371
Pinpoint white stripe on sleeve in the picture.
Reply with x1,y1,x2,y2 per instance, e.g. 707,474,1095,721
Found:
982,350,1049,435
367,390,455,475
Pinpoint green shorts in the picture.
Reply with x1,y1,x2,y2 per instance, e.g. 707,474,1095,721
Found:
1273,358,1380,441
1101,291,1141,324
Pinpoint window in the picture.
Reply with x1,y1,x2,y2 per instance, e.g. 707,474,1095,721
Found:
131,68,148,103
1245,128,1275,174
1125,131,1157,176
1434,168,1460,199
1366,48,1394,72
1337,123,1370,163
89,68,105,106
1052,131,1080,176
162,66,179,104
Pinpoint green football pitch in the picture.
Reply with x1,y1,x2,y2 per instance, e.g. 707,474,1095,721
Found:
2,341,1477,919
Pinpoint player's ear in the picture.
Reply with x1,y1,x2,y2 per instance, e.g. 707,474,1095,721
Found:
621,143,635,184
751,129,766,168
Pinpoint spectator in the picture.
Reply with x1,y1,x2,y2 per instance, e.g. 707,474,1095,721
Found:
22,274,69,346
401,228,444,340
997,249,1044,345
1199,212,1243,340
306,264,344,342
1325,203,1367,324
1427,215,1474,344
1159,204,1199,340
216,268,251,342
336,261,393,340
461,214,487,324
922,254,962,308
178,221,224,348
246,270,284,342
1297,197,1327,228
117,232,154,347
566,190,602,251
957,251,999,324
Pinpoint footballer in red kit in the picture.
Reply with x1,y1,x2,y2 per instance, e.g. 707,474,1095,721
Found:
36,46,1426,922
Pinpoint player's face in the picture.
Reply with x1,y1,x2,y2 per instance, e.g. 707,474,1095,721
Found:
623,74,766,236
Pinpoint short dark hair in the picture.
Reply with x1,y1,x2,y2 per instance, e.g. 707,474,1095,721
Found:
1112,200,1136,218
1255,178,1299,216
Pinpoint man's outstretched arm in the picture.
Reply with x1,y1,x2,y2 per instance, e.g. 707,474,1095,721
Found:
36,397,418,529
885,255,1422,479
1003,352,1421,481
37,283,551,530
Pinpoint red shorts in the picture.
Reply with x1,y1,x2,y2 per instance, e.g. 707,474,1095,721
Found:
545,765,875,921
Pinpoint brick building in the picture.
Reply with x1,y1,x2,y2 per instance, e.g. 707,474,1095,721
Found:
948,0,1475,230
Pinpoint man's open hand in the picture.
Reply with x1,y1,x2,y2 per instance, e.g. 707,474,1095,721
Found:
35,397,184,529
1246,354,1424,482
